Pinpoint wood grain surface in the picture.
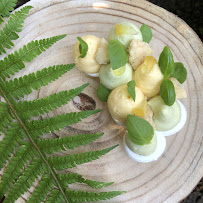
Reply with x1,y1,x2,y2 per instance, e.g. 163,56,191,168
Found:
1,0,203,202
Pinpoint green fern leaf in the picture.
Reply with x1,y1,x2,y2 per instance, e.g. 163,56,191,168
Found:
27,174,55,203
27,110,101,138
0,34,67,80
3,158,44,203
59,173,113,189
0,102,13,132
38,132,104,154
0,123,25,170
0,6,33,54
46,190,64,203
49,145,118,170
2,64,74,99
0,0,17,23
15,83,88,119
66,190,125,202
0,143,37,198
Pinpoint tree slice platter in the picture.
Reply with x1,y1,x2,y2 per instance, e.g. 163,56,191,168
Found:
1,0,203,202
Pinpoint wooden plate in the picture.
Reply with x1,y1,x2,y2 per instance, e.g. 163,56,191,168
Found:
4,0,203,202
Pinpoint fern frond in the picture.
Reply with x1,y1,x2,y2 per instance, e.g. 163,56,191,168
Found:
2,64,74,99
27,110,101,138
0,102,13,132
0,34,67,80
3,158,44,203
0,0,17,24
15,83,88,119
0,123,25,170
66,190,125,202
27,174,55,203
49,145,118,170
0,143,37,198
38,132,104,154
59,173,113,189
0,6,32,55
46,190,64,203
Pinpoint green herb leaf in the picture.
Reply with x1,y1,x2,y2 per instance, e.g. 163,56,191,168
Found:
127,115,154,145
140,24,152,43
127,80,136,102
158,46,174,77
108,40,128,70
77,37,88,58
171,62,187,84
160,79,176,106
97,84,111,102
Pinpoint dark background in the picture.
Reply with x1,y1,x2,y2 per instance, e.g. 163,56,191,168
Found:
16,0,203,41
15,0,203,203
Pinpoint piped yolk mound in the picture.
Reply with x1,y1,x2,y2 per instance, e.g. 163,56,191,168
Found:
116,24,138,36
134,56,164,98
107,84,147,123
73,35,101,74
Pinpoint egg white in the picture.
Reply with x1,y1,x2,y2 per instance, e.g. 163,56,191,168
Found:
113,118,126,127
86,72,99,77
155,100,187,137
123,133,166,163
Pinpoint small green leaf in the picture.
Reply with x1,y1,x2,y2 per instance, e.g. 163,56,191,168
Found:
158,46,174,77
140,24,152,43
97,84,111,102
160,79,176,106
77,37,88,58
127,115,154,145
108,40,128,70
171,62,187,84
127,80,136,101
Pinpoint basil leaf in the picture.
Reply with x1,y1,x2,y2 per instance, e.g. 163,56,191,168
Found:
77,37,88,58
140,24,152,43
160,79,176,106
108,40,128,70
97,84,111,102
127,80,136,102
171,62,187,84
127,115,154,145
158,46,174,77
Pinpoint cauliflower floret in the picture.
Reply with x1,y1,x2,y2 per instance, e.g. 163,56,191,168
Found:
128,39,152,70
95,38,110,64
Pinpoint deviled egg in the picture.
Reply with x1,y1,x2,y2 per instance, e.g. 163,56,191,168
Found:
134,56,164,98
108,22,143,47
73,35,101,77
148,96,187,136
123,115,166,163
124,133,166,163
128,39,152,70
107,84,146,124
99,63,133,90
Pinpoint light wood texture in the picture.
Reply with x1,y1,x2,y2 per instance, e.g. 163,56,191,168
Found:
1,0,203,202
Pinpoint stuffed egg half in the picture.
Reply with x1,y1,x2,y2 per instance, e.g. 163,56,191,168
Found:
108,22,143,47
148,96,187,136
73,35,101,76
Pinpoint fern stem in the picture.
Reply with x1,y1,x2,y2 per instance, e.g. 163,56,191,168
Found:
0,84,69,203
